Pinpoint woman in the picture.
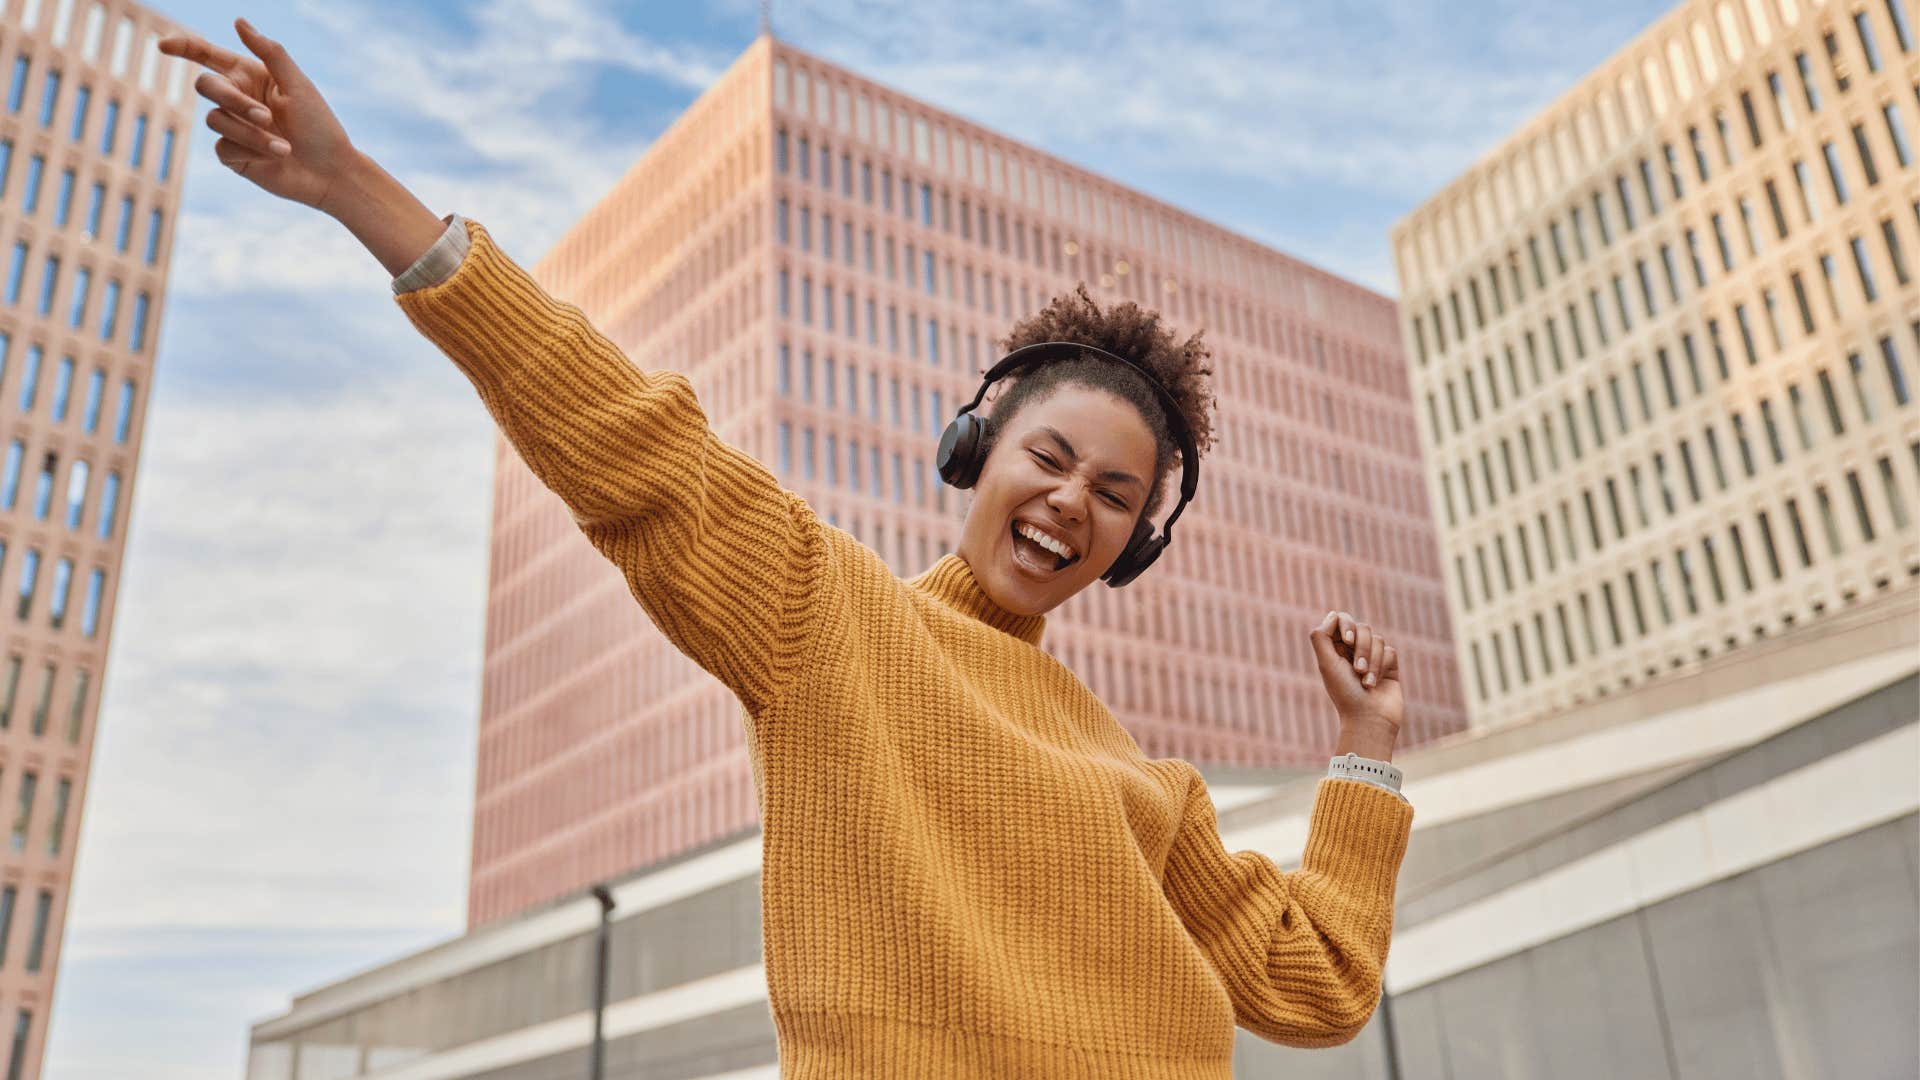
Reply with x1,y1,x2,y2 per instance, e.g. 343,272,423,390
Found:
162,19,1414,1077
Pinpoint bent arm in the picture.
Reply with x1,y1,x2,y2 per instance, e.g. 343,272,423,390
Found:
1162,766,1413,1047
392,216,829,716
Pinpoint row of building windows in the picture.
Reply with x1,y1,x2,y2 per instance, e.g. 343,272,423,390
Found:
764,323,1435,604
0,331,139,432
775,245,1428,507
2,58,174,182
0,137,172,262
16,0,186,94
1402,0,1913,283
0,884,54,980
0,763,68,859
775,60,1251,288
1420,192,1916,482
1436,316,1916,526
1461,442,1919,702
1412,71,1914,371
0,652,85,745
1456,426,1917,613
0,538,106,636
2,231,155,347
775,417,945,514
771,123,1401,396
0,439,121,537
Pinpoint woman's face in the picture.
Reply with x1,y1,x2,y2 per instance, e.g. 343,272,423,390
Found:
956,384,1159,617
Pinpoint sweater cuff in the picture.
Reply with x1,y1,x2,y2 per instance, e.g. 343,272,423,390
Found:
1300,777,1414,902
391,213,469,294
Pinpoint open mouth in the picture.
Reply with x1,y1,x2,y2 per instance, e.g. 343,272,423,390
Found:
1009,520,1079,575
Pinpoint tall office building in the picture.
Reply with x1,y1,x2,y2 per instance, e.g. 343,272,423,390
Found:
0,0,193,1077
467,34,1467,926
1392,0,1919,732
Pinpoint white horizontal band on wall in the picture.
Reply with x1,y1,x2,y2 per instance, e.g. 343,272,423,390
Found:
1221,647,1917,864
361,965,771,1080
1383,721,1919,994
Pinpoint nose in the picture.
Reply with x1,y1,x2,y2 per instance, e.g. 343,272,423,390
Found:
1044,477,1087,524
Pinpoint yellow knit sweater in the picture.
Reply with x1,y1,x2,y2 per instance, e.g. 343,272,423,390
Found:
396,218,1416,1078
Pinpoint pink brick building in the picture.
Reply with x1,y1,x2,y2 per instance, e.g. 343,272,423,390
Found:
0,1,195,1076
466,36,1467,927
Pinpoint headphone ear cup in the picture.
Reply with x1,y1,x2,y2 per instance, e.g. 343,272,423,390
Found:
1102,520,1163,587
937,413,991,489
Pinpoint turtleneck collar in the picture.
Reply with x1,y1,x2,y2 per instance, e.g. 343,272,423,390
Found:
910,552,1048,646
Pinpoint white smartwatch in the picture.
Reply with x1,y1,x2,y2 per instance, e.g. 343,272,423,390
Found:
1326,752,1404,798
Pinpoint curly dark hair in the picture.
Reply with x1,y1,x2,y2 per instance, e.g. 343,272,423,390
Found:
984,283,1217,526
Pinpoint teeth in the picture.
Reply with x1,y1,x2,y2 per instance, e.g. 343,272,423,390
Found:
1017,522,1075,560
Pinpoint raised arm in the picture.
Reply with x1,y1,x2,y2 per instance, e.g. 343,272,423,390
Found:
1159,610,1414,1045
160,19,832,715
1162,764,1413,1047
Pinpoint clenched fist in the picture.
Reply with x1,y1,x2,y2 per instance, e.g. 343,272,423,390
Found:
1309,610,1402,738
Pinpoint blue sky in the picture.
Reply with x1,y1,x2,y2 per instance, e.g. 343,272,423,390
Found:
47,0,1676,1075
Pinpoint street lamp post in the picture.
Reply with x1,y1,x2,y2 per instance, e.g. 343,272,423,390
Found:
1378,976,1403,1080
590,884,615,1080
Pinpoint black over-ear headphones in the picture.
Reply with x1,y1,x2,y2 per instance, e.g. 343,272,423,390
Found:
935,340,1200,588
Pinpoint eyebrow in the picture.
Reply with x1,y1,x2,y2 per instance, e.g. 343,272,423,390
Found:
1035,426,1145,490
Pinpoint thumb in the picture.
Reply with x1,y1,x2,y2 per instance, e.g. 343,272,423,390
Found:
1309,611,1358,691
235,18,312,93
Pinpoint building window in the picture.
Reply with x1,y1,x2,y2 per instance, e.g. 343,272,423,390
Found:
157,126,175,181
0,441,16,510
21,892,47,971
5,56,28,114
52,167,73,225
46,553,70,630
98,97,117,153
144,208,163,263
37,68,59,128
129,290,149,350
84,180,103,238
22,154,42,212
66,670,88,744
3,1009,28,1080
0,886,12,967
42,779,66,855
96,469,118,539
1881,336,1911,406
8,774,33,852
1854,10,1884,71
81,567,104,638
129,111,147,167
35,255,58,316
81,368,103,431
63,459,85,529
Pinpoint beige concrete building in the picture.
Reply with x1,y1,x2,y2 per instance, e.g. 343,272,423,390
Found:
1392,0,1920,731
467,34,1468,926
0,1,194,1076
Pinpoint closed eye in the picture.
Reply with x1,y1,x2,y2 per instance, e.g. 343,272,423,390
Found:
1032,451,1128,509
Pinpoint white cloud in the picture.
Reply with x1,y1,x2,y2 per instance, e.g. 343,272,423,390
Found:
70,360,493,932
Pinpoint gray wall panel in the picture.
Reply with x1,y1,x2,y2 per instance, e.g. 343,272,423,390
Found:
1429,954,1554,1080
1527,912,1674,1080
1641,872,1791,1079
1749,819,1919,1079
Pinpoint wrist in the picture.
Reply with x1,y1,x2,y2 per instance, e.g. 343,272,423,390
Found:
1332,716,1399,761
318,146,379,221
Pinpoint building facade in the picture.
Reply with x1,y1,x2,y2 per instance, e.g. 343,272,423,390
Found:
245,583,1919,1080
1391,0,1919,732
467,35,1468,926
0,0,193,1077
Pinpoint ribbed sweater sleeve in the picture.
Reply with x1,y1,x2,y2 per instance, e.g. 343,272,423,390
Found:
392,218,829,716
1162,769,1413,1048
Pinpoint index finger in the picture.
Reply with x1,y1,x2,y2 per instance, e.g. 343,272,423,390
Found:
157,31,253,77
